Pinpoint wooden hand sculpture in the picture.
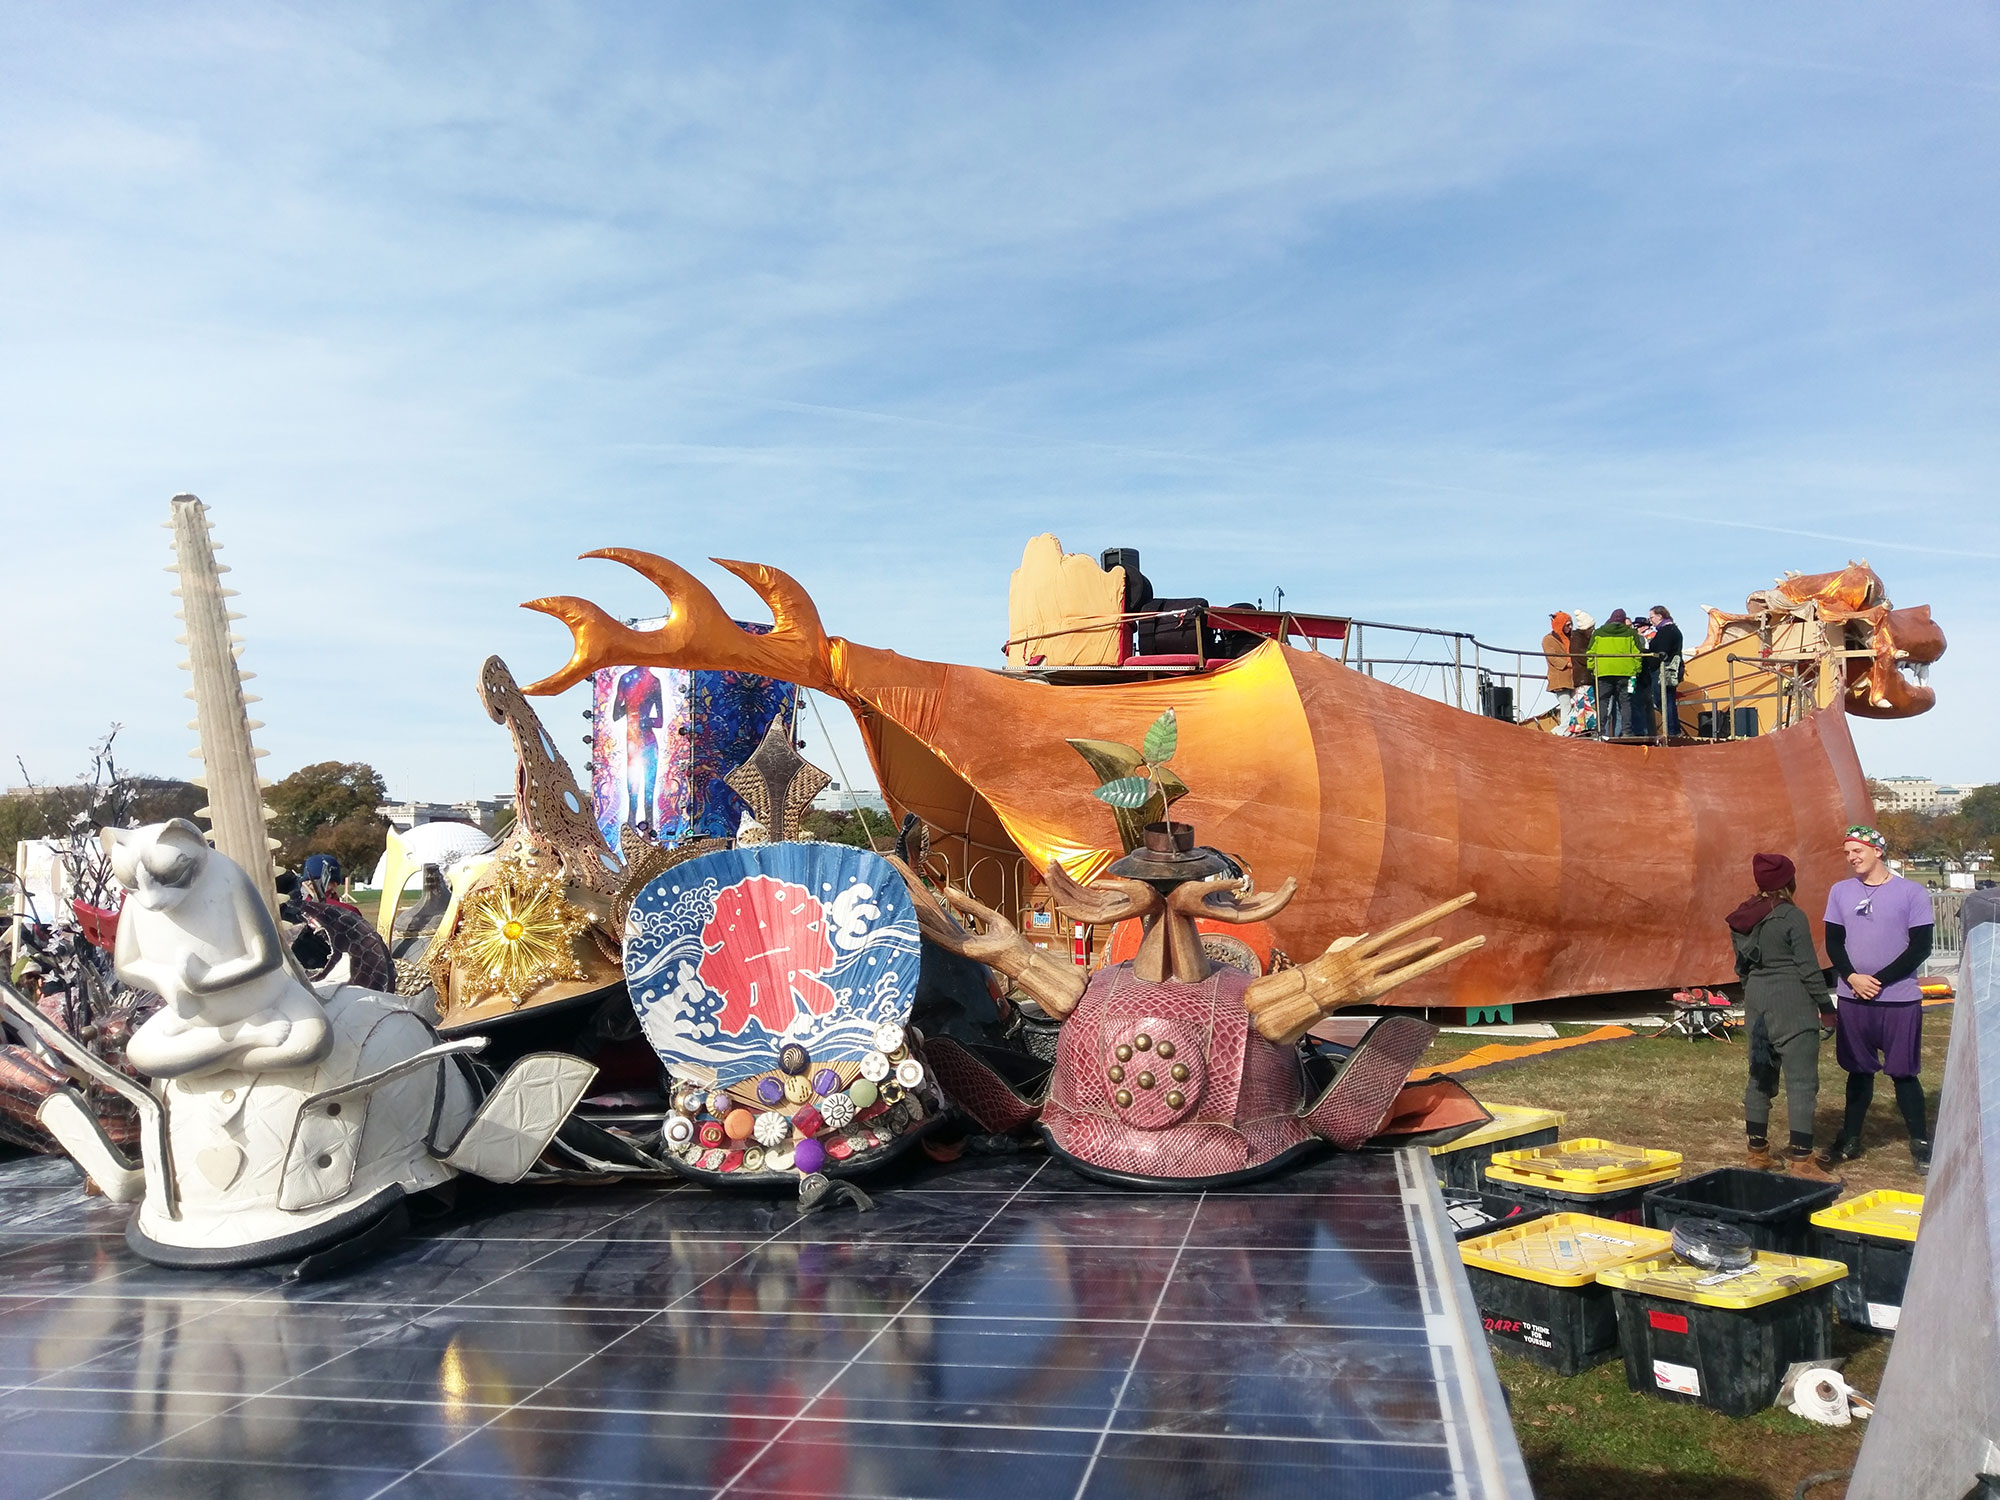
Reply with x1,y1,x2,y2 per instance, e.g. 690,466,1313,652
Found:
1242,892,1485,1045
884,855,1090,1018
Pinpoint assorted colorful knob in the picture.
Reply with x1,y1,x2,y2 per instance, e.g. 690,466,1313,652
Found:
779,1043,812,1076
873,1021,905,1055
723,1108,756,1141
813,1068,842,1096
859,1051,892,1083
895,1058,925,1090
848,1078,879,1109
820,1092,858,1129
705,1089,733,1117
755,1076,787,1106
783,1074,816,1105
793,1105,826,1137
742,1146,765,1172
793,1138,828,1174
664,1113,695,1149
698,1120,727,1148
753,1111,791,1147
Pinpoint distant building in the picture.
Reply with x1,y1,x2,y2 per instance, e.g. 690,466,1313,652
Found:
1874,777,1977,816
378,796,516,837
811,785,889,815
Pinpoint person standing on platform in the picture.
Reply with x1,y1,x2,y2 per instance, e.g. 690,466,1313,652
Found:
1728,852,1839,1179
1633,605,1685,739
1586,608,1643,738
1818,825,1936,1173
1542,611,1577,717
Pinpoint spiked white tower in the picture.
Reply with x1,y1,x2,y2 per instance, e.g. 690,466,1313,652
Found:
167,494,278,916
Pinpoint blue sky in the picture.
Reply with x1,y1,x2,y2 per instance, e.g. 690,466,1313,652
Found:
3,3,1995,800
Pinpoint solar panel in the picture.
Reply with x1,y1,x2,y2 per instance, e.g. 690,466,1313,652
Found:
0,1146,1528,1498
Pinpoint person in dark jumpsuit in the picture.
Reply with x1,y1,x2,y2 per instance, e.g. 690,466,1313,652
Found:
1728,851,1840,1180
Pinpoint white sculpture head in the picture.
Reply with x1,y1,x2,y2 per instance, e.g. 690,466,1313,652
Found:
107,820,209,912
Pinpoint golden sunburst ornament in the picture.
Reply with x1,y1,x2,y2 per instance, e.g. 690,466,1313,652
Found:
435,863,590,1007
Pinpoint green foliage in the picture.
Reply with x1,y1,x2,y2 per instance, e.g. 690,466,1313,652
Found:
1961,783,2000,838
1093,776,1154,809
1067,711,1191,851
269,762,390,876
799,806,896,849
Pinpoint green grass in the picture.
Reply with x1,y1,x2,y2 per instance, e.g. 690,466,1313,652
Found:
1422,1006,1951,1498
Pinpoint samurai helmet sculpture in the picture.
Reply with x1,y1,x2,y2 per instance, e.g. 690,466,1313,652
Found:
913,818,1489,1187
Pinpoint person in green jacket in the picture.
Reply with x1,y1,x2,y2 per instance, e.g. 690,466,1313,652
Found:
1728,852,1840,1180
1586,608,1644,738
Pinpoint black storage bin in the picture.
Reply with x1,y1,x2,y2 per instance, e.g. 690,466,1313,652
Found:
1441,1188,1549,1243
1817,1230,1914,1332
1491,1178,1655,1225
1433,1108,1565,1192
1458,1214,1674,1375
1607,1281,1837,1417
1643,1167,1842,1255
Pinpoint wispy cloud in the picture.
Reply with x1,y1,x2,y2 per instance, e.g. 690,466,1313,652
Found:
1,2,1995,790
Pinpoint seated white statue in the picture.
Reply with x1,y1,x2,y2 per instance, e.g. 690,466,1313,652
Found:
111,821,331,1079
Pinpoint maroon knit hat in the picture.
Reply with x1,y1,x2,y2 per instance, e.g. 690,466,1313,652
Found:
1753,852,1795,891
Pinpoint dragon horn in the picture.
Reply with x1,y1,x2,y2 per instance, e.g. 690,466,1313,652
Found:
519,548,838,696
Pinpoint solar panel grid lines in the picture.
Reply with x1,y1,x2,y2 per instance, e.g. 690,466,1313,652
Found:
0,1148,1530,1499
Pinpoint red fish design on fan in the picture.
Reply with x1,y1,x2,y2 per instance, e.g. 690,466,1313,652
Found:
697,876,839,1035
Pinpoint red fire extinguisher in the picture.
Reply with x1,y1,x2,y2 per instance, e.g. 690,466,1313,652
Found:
1072,922,1091,967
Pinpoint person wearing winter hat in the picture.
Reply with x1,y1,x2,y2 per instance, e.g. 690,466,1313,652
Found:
1585,608,1645,739
1542,611,1577,716
1728,851,1839,1179
1818,824,1936,1173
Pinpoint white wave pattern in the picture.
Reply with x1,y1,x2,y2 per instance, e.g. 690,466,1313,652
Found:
625,864,920,1085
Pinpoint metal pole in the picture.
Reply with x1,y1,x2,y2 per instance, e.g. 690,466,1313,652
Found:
1453,635,1464,710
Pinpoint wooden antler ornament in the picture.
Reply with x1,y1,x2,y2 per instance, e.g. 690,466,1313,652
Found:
883,856,1088,1018
1242,892,1485,1045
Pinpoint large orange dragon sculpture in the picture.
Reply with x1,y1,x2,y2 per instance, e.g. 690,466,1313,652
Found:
520,550,1942,1009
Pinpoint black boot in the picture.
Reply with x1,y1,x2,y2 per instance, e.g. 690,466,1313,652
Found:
1911,1138,1932,1175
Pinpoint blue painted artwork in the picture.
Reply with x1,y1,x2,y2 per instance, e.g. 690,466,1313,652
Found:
624,843,920,1085
589,619,792,847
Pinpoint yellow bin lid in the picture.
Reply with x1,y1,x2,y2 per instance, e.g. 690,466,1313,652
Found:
1485,1137,1682,1194
1596,1251,1847,1309
1810,1188,1924,1244
1429,1103,1568,1156
1460,1213,1673,1287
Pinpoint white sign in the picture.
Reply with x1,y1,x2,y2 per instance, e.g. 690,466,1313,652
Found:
1949,872,1976,891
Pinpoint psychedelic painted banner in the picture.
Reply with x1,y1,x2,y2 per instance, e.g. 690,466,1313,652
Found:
624,844,920,1085
589,619,791,847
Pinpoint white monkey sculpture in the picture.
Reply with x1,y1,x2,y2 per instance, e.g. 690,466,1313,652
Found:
5,822,596,1270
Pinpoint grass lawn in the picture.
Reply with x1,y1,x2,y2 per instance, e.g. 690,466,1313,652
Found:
1419,1005,1951,1499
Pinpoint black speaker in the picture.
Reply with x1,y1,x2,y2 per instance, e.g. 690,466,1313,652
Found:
1100,548,1150,612
1733,707,1759,738
1479,680,1515,722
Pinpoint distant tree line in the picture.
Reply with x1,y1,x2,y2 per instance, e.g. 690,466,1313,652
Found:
1868,780,2000,865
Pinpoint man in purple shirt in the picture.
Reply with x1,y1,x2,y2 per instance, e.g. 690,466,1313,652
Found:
1817,824,1936,1173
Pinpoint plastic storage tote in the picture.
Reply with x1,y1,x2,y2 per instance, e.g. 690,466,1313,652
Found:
1643,1166,1843,1254
1458,1213,1673,1373
1810,1189,1922,1332
1430,1104,1567,1191
1441,1187,1551,1243
1485,1138,1682,1225
1596,1250,1847,1416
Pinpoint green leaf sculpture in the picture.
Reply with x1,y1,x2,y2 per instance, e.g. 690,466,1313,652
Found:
1068,709,1189,852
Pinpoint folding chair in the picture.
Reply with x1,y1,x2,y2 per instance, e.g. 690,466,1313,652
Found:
1652,988,1738,1041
